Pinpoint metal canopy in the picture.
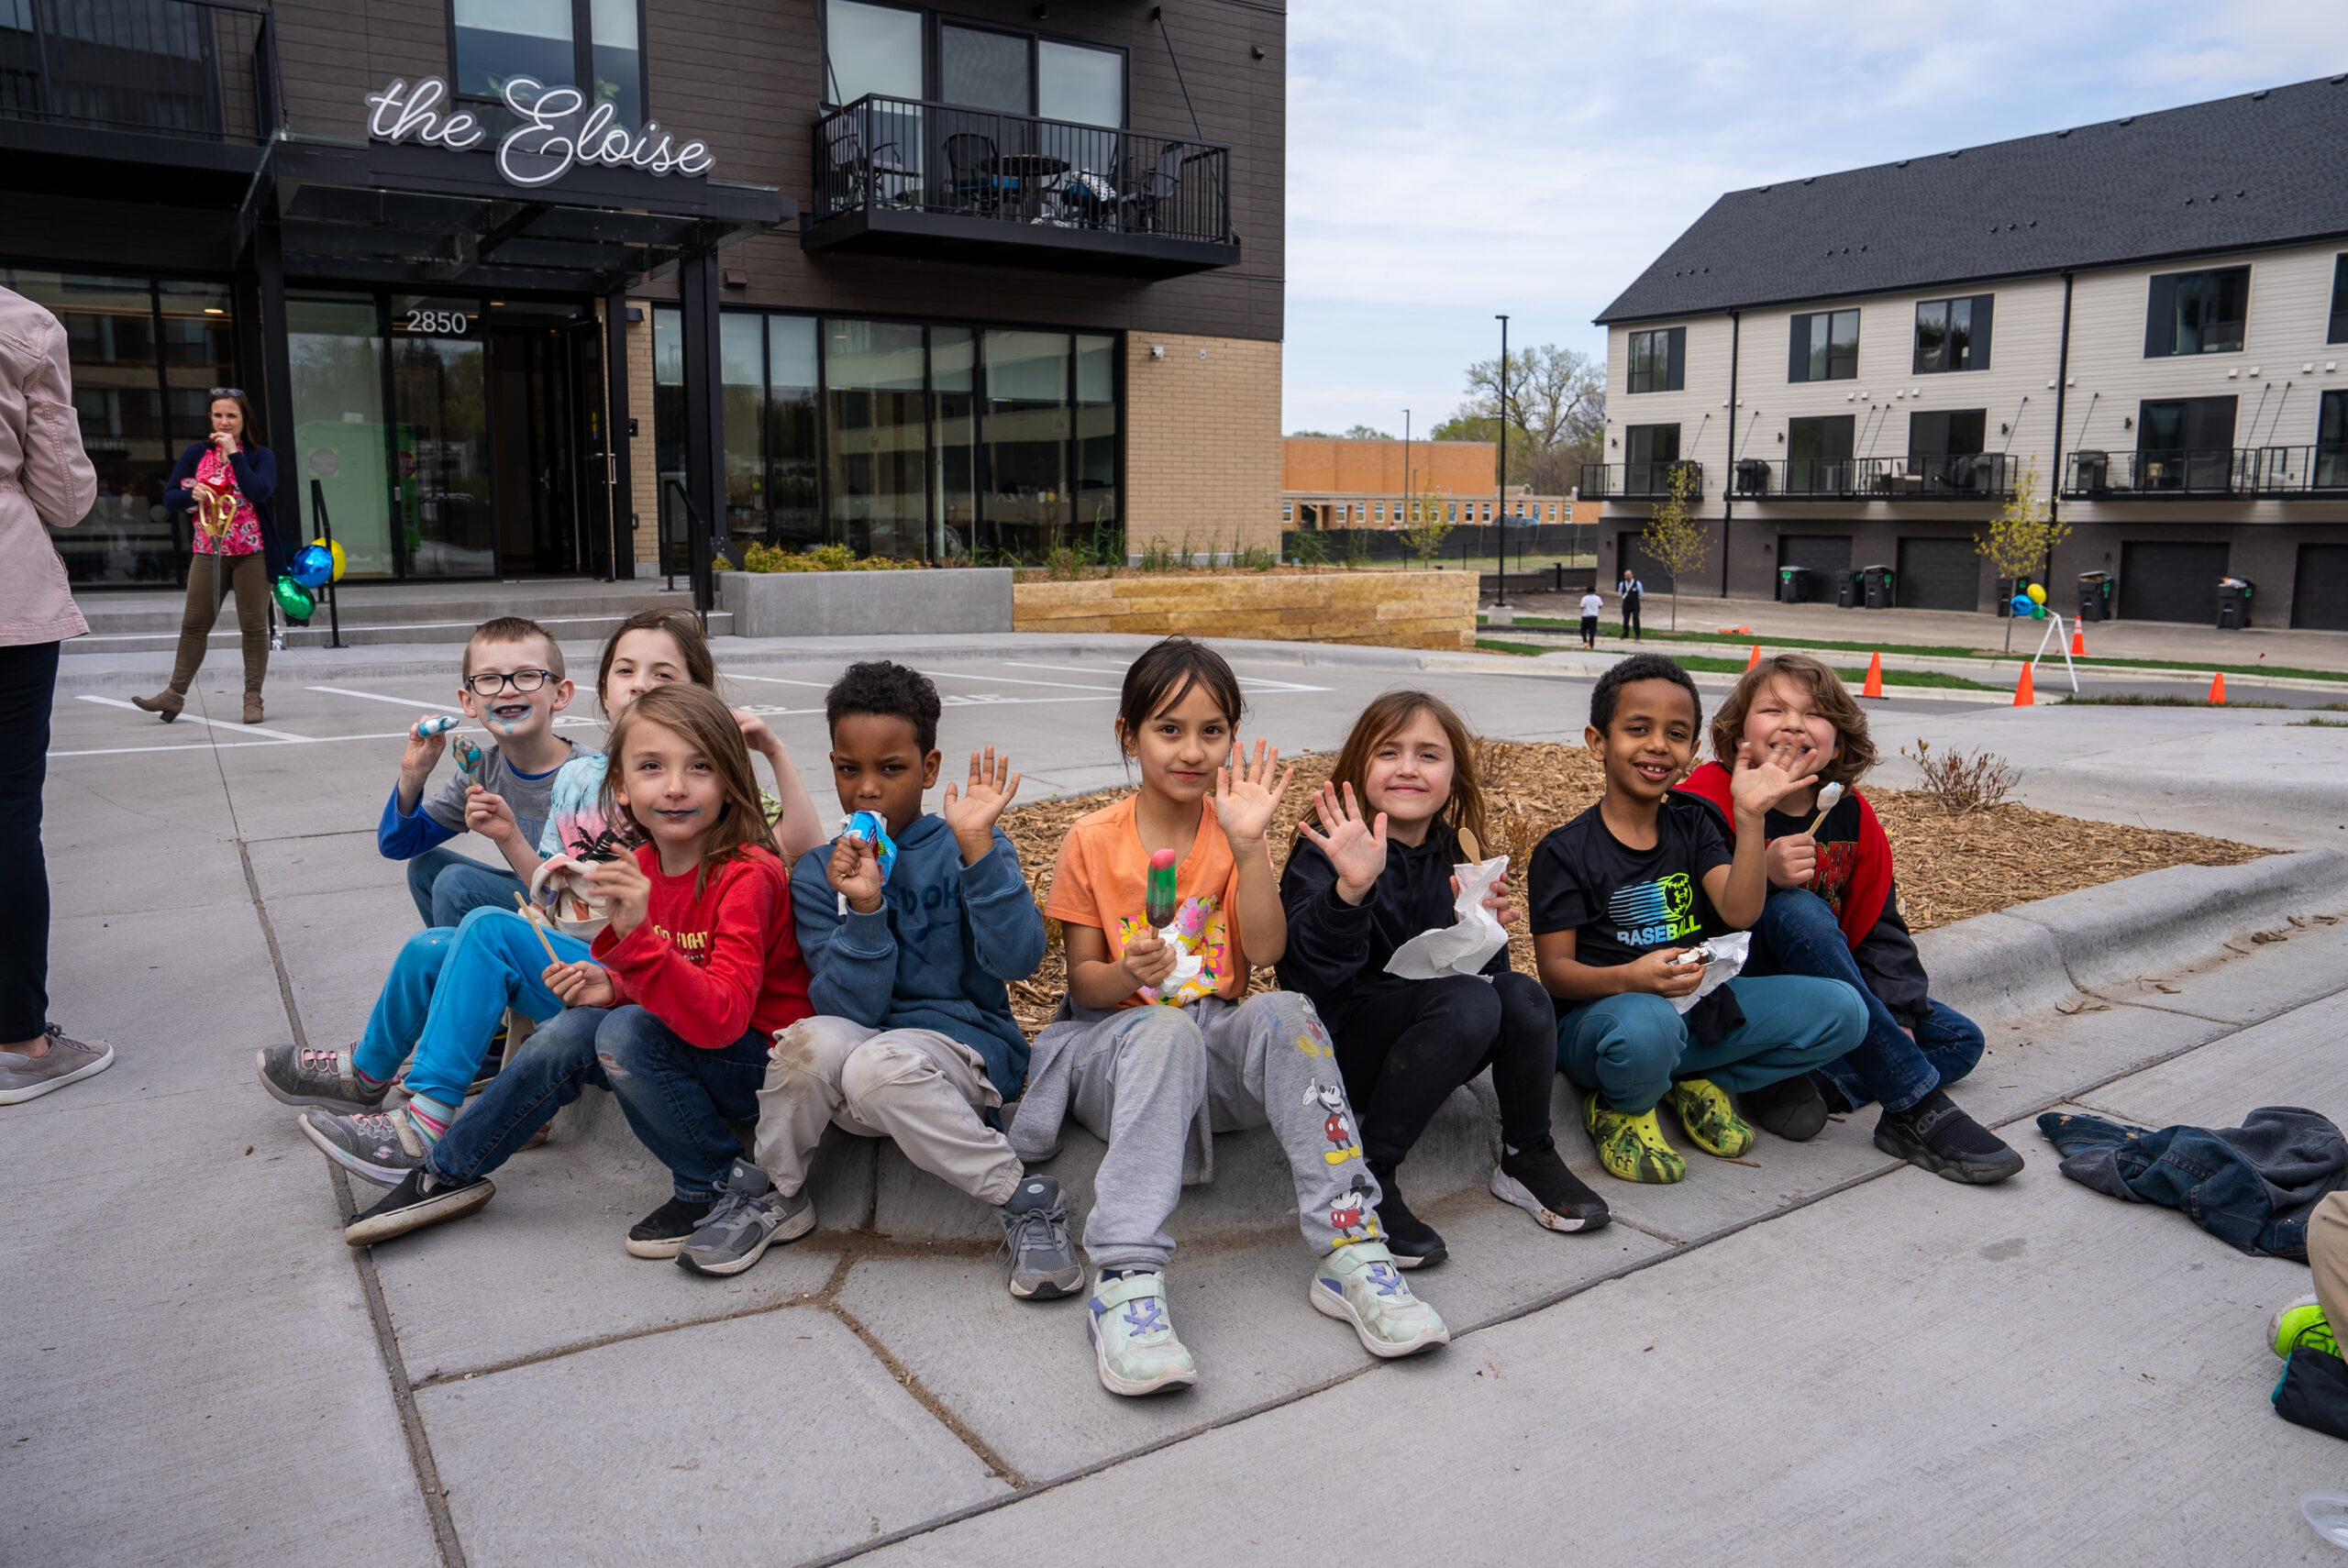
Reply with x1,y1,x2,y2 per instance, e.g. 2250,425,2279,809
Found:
262,135,792,293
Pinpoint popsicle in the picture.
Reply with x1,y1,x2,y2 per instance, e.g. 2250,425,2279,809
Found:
414,713,460,738
836,810,898,914
450,734,483,785
1802,780,1844,836
1146,847,1180,927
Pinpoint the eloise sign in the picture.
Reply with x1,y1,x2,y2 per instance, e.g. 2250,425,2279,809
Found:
364,76,714,189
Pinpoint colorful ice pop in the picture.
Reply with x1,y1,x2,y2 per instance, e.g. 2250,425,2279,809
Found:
415,712,460,738
450,734,483,785
836,810,899,915
1146,847,1180,927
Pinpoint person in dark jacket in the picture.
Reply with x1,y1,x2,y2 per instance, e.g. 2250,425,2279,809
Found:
1674,654,2022,1185
1279,690,1607,1265
132,389,278,725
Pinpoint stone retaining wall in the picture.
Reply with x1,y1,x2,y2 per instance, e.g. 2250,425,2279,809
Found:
1012,569,1475,649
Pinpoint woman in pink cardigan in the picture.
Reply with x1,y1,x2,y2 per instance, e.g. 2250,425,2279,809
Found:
0,283,109,1107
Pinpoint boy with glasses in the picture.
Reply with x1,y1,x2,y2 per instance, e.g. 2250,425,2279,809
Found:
379,615,581,926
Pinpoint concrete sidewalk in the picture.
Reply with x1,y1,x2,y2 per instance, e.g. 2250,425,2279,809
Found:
9,642,2348,1567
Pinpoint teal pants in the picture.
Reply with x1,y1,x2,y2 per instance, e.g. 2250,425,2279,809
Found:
1555,976,1866,1115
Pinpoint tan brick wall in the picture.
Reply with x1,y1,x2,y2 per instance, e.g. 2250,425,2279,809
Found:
626,303,660,572
1124,334,1282,558
1013,569,1475,650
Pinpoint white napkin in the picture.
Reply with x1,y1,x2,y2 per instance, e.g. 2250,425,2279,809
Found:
1383,856,1512,981
1668,931,1750,1014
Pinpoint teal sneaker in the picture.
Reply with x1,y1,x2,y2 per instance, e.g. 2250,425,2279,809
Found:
2271,1295,2339,1359
1311,1241,1449,1359
1086,1271,1198,1397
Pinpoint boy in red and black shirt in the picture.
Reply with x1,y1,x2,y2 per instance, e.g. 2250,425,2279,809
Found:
1675,655,2023,1186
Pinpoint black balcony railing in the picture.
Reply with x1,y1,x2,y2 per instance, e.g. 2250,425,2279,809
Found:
813,94,1231,247
2063,447,2348,498
1729,454,2016,500
0,0,279,144
1579,460,1705,501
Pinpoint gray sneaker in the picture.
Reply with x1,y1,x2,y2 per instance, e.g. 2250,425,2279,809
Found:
675,1158,813,1277
301,1105,430,1185
998,1175,1082,1300
257,1043,385,1114
0,1027,114,1106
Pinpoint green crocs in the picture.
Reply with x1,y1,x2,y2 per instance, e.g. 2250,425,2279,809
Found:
1584,1091,1687,1184
1665,1077,1755,1159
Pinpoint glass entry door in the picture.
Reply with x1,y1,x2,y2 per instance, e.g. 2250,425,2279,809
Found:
391,295,494,576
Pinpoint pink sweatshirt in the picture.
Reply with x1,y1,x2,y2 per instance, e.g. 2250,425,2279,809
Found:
0,286,95,646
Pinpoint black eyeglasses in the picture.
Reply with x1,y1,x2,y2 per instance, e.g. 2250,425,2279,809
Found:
463,668,556,696
208,387,245,399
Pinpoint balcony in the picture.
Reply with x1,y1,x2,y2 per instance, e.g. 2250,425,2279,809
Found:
1729,453,2016,501
803,94,1238,279
1580,460,1705,502
2061,447,2348,499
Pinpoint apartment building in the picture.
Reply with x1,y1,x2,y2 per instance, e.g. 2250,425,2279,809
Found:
1589,76,2348,627
0,0,1282,599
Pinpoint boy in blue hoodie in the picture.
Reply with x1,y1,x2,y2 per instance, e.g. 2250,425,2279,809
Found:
673,661,1082,1297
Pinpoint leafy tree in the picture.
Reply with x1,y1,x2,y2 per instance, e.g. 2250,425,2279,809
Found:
1287,428,1336,438
1975,460,2070,652
1342,424,1396,441
1638,462,1708,632
1398,485,1455,566
1446,345,1606,493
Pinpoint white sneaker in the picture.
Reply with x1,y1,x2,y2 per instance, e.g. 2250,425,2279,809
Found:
1085,1271,1198,1397
1310,1242,1449,1359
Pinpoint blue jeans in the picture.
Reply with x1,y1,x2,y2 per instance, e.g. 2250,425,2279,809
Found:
428,1006,611,1185
1555,975,1866,1116
350,906,593,1110
1746,887,1984,1113
406,845,527,928
595,1007,772,1201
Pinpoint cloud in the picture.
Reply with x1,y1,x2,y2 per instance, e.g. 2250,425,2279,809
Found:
1283,0,2348,432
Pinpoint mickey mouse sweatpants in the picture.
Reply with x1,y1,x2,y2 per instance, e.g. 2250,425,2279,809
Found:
1047,990,1381,1274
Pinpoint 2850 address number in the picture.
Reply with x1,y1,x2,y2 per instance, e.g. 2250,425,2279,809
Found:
404,309,471,335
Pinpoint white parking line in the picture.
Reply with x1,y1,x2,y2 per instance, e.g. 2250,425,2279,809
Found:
51,727,421,759
77,694,313,743
918,668,1121,692
306,684,456,710
1002,659,1327,692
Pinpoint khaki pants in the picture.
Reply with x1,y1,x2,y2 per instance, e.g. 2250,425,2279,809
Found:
753,1015,1021,1206
169,549,269,695
2312,1190,2348,1326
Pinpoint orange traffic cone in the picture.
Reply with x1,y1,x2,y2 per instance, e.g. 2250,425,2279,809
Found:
2012,662,2036,707
1747,644,1761,670
1862,651,1884,699
2209,671,2226,704
2071,626,2086,657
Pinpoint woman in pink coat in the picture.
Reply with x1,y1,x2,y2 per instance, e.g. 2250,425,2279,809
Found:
0,283,111,1107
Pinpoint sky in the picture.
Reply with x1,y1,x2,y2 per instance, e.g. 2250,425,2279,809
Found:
1280,0,2348,437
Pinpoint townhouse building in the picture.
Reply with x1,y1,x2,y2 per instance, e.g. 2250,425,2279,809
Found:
1588,75,2348,628
0,0,1283,602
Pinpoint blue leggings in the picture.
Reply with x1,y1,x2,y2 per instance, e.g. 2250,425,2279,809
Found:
1556,975,1866,1116
350,905,592,1110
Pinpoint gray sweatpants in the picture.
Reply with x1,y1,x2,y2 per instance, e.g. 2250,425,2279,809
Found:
754,1015,1023,1208
1056,991,1383,1273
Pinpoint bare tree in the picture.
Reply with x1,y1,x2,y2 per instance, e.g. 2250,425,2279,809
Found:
1448,345,1606,493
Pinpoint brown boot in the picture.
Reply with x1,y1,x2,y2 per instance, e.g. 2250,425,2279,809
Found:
243,692,264,724
130,690,183,723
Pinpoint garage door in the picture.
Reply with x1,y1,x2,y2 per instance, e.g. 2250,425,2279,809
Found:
2119,541,2229,624
1618,530,1674,595
1778,535,1851,574
1897,536,1980,611
2292,545,2348,630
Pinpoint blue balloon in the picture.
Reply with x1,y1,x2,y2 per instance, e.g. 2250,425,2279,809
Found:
2010,594,2034,615
289,542,335,590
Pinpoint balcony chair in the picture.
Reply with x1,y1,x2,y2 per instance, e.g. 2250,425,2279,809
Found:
1119,141,1190,234
943,131,1010,217
824,111,914,211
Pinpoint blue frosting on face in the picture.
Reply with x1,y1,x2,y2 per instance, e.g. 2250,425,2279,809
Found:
844,811,898,884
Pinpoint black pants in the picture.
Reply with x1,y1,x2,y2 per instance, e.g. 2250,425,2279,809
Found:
1622,597,1641,638
0,640,57,1039
1579,614,1598,647
1332,971,1556,1171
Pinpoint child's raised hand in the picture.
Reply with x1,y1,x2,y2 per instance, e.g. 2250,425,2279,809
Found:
1119,922,1179,990
543,959,615,1009
942,746,1021,863
1297,781,1388,903
1766,832,1817,889
463,785,519,845
1212,736,1293,852
1729,733,1821,823
399,719,449,781
1628,947,1706,999
827,831,886,913
582,852,651,938
732,707,781,757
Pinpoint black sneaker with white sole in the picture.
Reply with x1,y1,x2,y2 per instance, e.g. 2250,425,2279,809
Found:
996,1175,1083,1298
1874,1088,2024,1185
676,1158,814,1277
344,1168,495,1246
1366,1162,1446,1268
257,1043,385,1114
626,1195,715,1259
1490,1137,1611,1232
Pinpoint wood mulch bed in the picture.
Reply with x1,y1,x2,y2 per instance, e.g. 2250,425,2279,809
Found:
996,741,2267,1036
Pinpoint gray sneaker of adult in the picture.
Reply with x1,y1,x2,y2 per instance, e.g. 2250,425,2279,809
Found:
301,1106,429,1185
998,1175,1083,1300
676,1158,813,1277
256,1042,385,1114
0,1027,114,1106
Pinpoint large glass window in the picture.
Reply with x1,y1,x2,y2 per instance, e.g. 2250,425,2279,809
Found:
2137,394,2238,491
390,296,493,577
1913,294,1992,374
932,326,978,559
983,330,1070,548
287,294,393,579
453,0,642,125
825,318,929,561
720,312,765,536
768,316,821,549
1074,334,1116,545
653,304,686,573
2144,268,2249,357
1624,423,1679,494
1038,40,1122,127
2318,389,2348,488
942,24,1028,112
825,0,922,103
1786,415,1855,491
1627,327,1683,394
824,5,1124,127
1788,309,1858,382
2331,257,2348,346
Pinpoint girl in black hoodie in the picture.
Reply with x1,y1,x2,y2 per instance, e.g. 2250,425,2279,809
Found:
1279,692,1607,1264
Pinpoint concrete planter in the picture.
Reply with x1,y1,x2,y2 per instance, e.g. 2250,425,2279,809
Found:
1013,568,1476,650
715,567,1013,638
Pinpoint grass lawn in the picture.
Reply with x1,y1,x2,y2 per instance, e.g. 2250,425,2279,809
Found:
1471,640,2003,690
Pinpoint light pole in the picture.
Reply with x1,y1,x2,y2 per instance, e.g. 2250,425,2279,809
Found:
1493,314,1510,612
1401,409,1411,544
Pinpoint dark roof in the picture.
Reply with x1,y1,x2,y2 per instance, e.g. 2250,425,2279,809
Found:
1595,73,2348,325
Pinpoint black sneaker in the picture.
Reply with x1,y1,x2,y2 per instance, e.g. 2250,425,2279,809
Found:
1742,1071,1830,1143
1490,1138,1611,1233
626,1195,715,1259
1367,1163,1445,1269
343,1168,494,1247
1875,1089,2025,1185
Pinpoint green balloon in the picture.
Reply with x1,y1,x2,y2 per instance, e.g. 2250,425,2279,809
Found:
271,573,315,623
